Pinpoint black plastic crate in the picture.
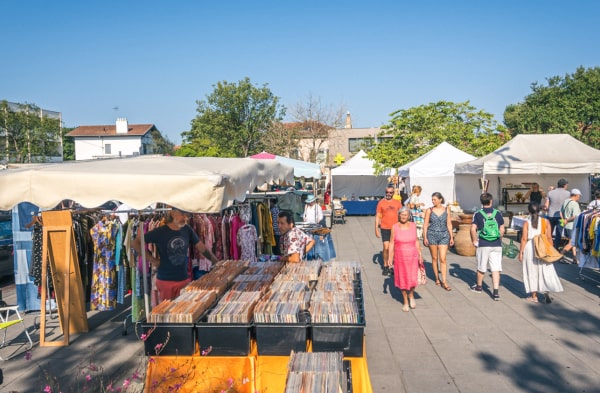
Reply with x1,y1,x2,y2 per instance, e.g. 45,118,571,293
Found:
311,323,365,357
196,323,251,356
138,321,196,356
254,323,308,356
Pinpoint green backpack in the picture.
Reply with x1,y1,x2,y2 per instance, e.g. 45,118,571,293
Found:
478,209,500,241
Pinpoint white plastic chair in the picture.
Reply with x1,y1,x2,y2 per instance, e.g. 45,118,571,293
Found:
0,306,33,360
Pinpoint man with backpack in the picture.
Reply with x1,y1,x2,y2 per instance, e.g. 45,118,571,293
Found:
469,192,505,301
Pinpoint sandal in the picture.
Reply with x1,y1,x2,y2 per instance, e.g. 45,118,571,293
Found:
435,280,441,286
402,304,409,312
409,299,416,309
442,283,452,291
526,297,539,303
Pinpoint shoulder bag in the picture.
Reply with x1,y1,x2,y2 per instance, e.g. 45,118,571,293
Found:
533,218,562,263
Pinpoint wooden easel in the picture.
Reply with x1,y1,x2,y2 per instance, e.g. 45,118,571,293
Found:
40,210,88,346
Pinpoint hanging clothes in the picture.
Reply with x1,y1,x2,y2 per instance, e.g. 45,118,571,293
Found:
89,219,119,311
12,202,41,312
237,224,258,263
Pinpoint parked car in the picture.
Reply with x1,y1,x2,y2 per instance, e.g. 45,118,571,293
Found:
0,211,13,278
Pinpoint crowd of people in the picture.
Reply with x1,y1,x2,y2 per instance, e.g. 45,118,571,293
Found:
374,177,592,312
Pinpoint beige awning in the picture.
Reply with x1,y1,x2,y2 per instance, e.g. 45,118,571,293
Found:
0,155,294,213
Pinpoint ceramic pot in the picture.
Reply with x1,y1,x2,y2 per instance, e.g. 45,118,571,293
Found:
454,224,476,256
458,213,473,225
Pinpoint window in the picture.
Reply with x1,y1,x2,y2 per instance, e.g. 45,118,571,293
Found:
348,138,375,153
104,144,111,155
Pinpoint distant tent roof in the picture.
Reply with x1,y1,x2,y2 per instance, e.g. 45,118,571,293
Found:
455,134,600,175
330,150,393,176
398,142,476,177
250,151,322,179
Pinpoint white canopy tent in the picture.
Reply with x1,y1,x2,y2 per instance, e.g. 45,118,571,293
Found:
330,150,392,199
0,155,294,212
454,134,600,211
397,142,475,207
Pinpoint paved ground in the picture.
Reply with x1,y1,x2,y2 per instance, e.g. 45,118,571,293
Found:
1,215,600,392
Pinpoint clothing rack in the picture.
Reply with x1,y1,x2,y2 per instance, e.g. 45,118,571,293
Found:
575,206,600,285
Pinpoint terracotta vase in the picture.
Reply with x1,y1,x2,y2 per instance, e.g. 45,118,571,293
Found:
454,224,476,256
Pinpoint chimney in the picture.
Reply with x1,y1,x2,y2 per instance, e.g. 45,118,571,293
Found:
344,112,352,129
116,118,128,134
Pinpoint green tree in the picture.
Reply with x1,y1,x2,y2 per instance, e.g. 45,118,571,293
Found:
62,127,75,160
0,100,62,163
368,101,507,174
504,66,600,149
149,129,175,155
181,77,286,157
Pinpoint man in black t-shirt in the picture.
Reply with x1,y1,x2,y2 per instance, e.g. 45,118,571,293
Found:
132,208,218,301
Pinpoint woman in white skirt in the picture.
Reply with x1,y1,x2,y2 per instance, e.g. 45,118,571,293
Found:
518,202,564,303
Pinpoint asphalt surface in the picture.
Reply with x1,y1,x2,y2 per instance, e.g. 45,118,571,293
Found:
1,215,599,392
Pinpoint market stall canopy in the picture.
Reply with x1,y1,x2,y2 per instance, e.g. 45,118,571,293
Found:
0,155,294,213
330,150,392,199
250,151,322,179
397,142,476,205
454,134,600,175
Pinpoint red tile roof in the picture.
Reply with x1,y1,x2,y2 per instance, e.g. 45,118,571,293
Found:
66,124,155,137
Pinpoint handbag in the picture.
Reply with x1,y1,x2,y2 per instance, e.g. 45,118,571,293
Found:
417,260,427,285
533,218,562,263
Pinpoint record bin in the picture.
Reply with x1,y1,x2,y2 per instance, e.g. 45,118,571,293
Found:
196,322,252,356
254,322,309,356
138,320,197,356
311,309,365,357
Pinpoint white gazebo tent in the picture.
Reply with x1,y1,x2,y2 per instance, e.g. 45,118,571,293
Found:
330,150,392,199
397,142,475,207
454,134,600,211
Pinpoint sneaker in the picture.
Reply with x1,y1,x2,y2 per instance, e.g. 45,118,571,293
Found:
382,267,389,276
469,284,483,293
544,292,552,304
388,268,394,276
493,289,500,301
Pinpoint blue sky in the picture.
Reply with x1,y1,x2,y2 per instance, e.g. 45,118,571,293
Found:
3,1,600,144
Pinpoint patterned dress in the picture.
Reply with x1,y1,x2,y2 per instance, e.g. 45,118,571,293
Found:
392,222,419,290
89,220,118,311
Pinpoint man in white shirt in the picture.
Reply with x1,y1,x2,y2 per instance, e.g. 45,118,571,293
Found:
302,194,323,225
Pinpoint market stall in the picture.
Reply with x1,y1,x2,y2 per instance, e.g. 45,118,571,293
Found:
454,134,600,212
331,150,391,215
398,142,475,206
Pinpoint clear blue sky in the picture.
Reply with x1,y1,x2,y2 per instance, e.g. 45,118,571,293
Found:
3,1,600,144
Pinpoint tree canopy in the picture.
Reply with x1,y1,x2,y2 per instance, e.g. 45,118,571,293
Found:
180,77,286,157
0,100,62,163
504,66,600,149
367,101,508,174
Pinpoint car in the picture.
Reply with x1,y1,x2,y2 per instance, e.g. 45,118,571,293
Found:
0,212,13,278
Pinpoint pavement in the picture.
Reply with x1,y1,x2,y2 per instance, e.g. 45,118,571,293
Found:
1,215,600,392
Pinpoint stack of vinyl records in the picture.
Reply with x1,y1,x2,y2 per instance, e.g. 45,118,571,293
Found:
148,290,217,323
310,262,361,324
182,259,248,296
284,351,349,393
254,261,321,324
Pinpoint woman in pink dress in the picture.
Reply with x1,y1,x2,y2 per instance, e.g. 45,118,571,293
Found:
388,207,424,312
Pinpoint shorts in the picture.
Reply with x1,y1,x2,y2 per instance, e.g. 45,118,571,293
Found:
426,230,450,245
156,278,191,301
475,246,503,273
381,228,392,242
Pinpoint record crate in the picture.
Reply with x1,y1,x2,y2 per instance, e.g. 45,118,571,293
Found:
138,320,197,356
311,308,365,357
196,322,252,356
254,322,309,356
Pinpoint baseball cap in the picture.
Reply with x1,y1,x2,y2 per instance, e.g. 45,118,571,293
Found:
571,189,582,196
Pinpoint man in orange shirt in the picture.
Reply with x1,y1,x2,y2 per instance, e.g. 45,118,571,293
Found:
375,185,403,275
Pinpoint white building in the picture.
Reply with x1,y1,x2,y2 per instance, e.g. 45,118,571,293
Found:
67,118,158,160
